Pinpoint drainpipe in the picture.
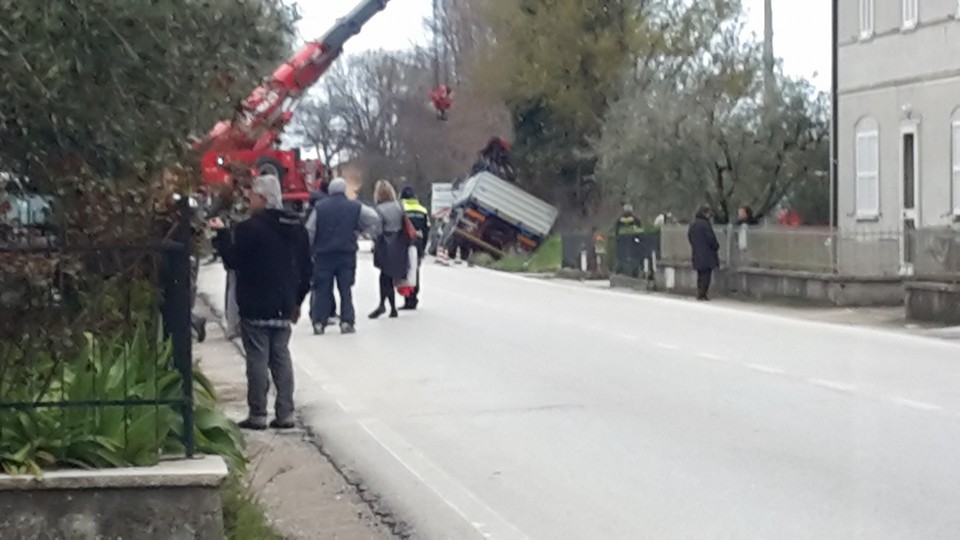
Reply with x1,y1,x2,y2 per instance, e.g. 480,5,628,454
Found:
829,0,839,231
829,0,840,273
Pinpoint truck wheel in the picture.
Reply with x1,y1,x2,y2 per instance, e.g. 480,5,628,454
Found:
255,157,286,182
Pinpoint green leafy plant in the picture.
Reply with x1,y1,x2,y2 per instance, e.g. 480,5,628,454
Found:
0,325,245,475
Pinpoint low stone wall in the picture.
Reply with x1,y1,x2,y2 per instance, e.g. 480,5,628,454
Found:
0,455,228,540
650,263,904,307
905,281,960,324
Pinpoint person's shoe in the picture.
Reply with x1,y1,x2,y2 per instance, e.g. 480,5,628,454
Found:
400,304,417,311
340,322,356,334
313,323,326,335
369,306,386,319
192,317,207,343
237,418,267,431
270,418,296,430
389,309,399,318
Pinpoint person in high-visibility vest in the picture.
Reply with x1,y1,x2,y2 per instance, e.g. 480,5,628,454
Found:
614,203,644,236
400,186,431,310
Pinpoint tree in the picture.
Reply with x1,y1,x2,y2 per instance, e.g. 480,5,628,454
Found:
594,1,828,224
0,0,296,238
286,94,349,172
476,0,638,213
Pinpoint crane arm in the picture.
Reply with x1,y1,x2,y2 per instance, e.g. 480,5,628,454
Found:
197,0,390,155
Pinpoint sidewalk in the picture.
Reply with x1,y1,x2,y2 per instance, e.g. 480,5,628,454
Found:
193,302,400,540
545,273,960,340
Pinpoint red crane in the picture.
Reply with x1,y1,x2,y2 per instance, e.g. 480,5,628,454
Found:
195,0,390,210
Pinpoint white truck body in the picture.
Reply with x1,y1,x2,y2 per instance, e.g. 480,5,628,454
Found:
452,172,558,239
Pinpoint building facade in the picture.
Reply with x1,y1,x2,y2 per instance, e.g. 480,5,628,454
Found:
838,0,960,272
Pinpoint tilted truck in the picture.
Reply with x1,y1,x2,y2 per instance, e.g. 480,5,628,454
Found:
439,171,559,258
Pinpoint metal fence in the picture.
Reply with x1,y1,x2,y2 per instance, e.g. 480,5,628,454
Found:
0,217,196,465
659,224,904,277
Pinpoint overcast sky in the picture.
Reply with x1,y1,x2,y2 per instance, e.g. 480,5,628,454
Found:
295,0,831,87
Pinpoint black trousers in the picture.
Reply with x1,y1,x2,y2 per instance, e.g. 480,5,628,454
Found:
404,263,421,307
378,271,396,310
696,269,712,299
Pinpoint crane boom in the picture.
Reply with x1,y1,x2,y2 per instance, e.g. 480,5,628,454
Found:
197,0,390,201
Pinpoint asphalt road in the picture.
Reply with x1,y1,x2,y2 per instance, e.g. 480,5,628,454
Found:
200,255,960,539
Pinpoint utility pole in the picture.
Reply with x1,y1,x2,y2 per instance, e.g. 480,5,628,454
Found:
763,0,776,106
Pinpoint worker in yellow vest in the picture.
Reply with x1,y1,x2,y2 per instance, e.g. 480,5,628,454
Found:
400,186,431,310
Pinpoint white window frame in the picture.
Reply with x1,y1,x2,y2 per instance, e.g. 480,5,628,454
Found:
952,119,960,216
855,129,881,220
902,0,918,30
860,0,875,38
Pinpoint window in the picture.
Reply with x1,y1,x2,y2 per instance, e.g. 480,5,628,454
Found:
855,122,880,219
860,0,875,38
902,0,918,30
952,117,960,215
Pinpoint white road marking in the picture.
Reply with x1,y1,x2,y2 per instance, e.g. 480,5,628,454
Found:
889,397,943,412
746,364,785,376
656,343,679,351
808,379,857,393
358,420,531,540
697,352,725,361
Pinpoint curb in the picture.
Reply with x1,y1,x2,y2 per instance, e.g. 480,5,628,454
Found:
196,292,412,539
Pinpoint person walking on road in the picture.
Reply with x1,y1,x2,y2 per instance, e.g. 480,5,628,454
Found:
688,204,720,301
211,174,312,430
399,185,430,310
369,180,408,319
305,177,381,335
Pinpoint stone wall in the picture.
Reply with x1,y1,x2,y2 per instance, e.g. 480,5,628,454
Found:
0,456,228,540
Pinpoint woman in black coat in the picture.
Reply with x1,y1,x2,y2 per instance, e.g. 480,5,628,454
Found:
370,180,409,319
687,204,720,301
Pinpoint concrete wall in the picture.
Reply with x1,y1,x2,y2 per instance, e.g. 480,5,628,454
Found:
905,281,960,324
0,456,227,540
653,263,904,307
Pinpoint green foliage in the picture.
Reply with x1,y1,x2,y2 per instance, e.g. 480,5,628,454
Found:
0,0,295,183
476,235,561,273
0,325,245,475
478,0,638,210
594,1,828,224
222,473,282,540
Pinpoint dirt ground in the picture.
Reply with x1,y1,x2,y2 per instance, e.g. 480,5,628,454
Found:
194,305,403,540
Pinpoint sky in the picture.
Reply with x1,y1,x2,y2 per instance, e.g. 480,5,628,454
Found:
295,0,832,86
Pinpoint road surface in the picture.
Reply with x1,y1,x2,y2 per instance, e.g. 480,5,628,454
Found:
200,256,960,539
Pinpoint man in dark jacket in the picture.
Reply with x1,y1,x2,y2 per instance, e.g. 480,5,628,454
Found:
308,180,338,325
399,185,430,310
211,174,312,430
304,177,381,335
687,204,720,301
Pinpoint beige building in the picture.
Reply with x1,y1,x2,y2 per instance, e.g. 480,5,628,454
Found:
838,0,960,272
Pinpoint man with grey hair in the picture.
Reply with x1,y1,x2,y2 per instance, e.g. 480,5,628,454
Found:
305,177,381,335
211,174,312,430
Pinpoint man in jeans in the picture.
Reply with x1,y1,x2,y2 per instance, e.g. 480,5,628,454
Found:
305,177,380,335
212,174,312,430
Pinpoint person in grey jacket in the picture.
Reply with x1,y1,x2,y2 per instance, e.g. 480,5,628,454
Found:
369,179,408,319
305,178,381,334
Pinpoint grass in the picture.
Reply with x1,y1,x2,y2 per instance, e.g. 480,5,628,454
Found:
222,472,282,540
475,235,562,274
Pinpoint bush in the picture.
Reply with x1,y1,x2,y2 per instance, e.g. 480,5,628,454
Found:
474,235,562,273
222,473,282,540
0,325,245,475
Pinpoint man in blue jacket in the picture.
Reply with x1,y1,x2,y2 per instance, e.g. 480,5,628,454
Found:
305,177,381,335
211,174,312,430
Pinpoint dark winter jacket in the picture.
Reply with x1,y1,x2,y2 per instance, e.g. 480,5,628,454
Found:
373,201,410,280
310,193,365,255
213,209,312,321
688,215,720,271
